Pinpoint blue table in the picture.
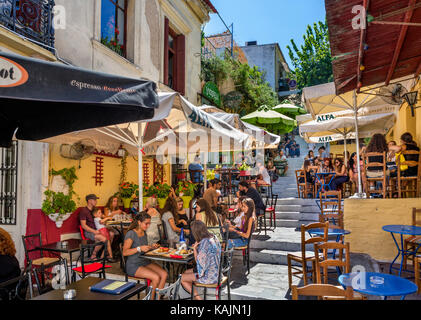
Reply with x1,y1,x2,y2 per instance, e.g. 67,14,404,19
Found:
339,272,418,300
308,228,350,243
315,172,336,198
382,225,421,277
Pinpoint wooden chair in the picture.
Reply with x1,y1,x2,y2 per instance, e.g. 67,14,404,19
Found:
291,283,354,300
314,242,350,284
295,170,314,199
362,152,387,198
287,222,329,289
319,191,344,229
22,233,65,294
397,149,421,198
309,166,320,198
403,208,421,269
192,248,234,300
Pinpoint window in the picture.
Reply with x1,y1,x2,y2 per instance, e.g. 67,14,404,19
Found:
101,0,127,57
164,17,185,95
0,141,18,225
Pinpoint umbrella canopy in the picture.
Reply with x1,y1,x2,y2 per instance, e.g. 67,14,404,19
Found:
242,105,296,127
0,52,159,148
197,105,281,148
272,103,307,117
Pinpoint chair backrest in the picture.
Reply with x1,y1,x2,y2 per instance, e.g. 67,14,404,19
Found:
79,225,87,241
291,283,354,300
363,152,386,172
79,241,107,277
119,243,128,274
142,286,154,300
295,170,305,184
217,247,234,287
399,149,421,168
265,194,279,210
412,208,421,227
300,222,329,261
0,263,31,301
314,241,350,284
319,191,343,228
155,275,182,300
22,233,42,263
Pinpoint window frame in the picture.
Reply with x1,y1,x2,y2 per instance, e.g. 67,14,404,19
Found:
101,0,128,57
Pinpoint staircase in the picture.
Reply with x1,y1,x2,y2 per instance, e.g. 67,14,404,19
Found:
230,136,323,300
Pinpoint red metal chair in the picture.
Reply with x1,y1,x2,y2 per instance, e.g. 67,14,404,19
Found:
79,225,87,240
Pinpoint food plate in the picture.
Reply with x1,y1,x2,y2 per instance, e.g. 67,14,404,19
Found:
148,247,172,256
174,249,193,258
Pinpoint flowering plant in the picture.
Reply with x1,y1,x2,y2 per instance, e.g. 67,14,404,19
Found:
101,29,124,56
143,183,156,197
239,162,251,171
177,181,197,197
119,182,138,199
155,183,172,199
206,169,215,181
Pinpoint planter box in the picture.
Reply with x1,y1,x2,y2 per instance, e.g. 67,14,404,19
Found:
47,212,72,228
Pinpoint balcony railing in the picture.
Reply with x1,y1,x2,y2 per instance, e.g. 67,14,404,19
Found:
0,0,55,51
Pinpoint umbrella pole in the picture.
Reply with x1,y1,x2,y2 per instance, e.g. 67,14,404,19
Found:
353,90,364,197
344,136,348,166
138,123,143,208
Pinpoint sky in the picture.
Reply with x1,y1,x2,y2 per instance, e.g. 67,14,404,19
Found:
204,0,327,70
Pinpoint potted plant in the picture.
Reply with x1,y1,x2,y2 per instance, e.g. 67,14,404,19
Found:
142,183,156,209
119,182,139,209
42,190,77,228
155,183,171,209
206,169,215,181
178,181,197,209
239,162,251,176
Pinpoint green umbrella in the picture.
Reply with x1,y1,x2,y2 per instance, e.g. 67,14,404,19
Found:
272,103,307,117
241,105,296,128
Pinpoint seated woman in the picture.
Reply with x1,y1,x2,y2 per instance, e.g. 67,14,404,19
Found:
228,198,256,249
175,197,190,230
299,160,315,185
123,212,167,300
194,199,222,243
144,197,162,245
180,220,222,300
387,141,398,178
330,158,349,191
0,228,21,301
365,133,388,190
305,150,316,165
348,152,366,192
160,197,190,244
104,196,123,218
389,132,420,177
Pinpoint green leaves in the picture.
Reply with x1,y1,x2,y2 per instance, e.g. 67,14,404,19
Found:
287,19,333,89
42,190,76,216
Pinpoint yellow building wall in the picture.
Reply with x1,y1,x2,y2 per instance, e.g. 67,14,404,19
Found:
329,143,357,158
344,198,421,262
49,144,171,207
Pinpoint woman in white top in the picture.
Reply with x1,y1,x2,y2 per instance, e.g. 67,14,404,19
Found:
256,161,271,185
144,197,162,245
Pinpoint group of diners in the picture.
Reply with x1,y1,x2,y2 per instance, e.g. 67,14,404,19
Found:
299,132,420,196
77,178,264,300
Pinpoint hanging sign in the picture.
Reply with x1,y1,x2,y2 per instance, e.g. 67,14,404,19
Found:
202,82,221,107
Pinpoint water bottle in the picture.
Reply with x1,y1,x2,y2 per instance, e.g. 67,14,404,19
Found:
179,227,185,244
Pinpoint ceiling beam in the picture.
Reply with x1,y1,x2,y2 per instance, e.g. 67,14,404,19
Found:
356,0,369,93
385,0,417,85
416,59,421,77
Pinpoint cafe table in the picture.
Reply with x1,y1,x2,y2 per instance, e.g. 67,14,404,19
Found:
338,272,418,300
382,225,421,277
31,276,146,300
314,172,336,197
36,239,94,284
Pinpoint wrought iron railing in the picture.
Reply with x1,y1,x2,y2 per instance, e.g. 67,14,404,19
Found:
0,141,18,225
0,0,55,51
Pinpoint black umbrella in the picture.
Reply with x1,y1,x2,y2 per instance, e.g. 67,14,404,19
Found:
0,52,159,148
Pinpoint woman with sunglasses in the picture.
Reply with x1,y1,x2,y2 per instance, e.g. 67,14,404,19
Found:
330,158,349,191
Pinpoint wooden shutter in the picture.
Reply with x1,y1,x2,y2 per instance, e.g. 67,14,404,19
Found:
163,17,169,86
175,34,186,96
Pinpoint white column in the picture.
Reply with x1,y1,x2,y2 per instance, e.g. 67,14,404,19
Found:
353,90,363,196
138,123,143,207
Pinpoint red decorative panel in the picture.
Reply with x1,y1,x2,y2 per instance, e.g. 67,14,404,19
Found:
143,163,150,185
153,158,164,184
92,157,104,186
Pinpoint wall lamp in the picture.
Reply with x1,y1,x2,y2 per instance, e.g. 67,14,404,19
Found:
403,91,419,117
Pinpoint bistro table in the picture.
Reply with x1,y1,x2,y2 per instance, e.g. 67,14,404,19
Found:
315,172,336,198
31,276,146,300
338,272,418,300
36,239,94,284
382,225,421,277
308,228,350,243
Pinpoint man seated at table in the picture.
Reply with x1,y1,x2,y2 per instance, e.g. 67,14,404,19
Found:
203,179,220,210
236,181,266,216
79,194,117,262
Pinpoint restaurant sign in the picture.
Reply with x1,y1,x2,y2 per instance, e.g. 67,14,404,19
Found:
317,114,336,123
202,82,221,107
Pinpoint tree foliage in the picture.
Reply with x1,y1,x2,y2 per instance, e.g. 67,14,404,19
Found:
287,20,333,89
201,52,279,116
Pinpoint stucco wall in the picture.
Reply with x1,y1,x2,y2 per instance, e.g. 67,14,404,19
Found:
344,198,421,262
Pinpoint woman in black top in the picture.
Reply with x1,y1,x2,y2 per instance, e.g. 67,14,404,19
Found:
175,197,190,229
389,132,420,177
0,228,21,300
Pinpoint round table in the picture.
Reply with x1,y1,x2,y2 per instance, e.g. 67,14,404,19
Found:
308,228,350,242
382,225,421,277
339,272,418,300
315,172,336,197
